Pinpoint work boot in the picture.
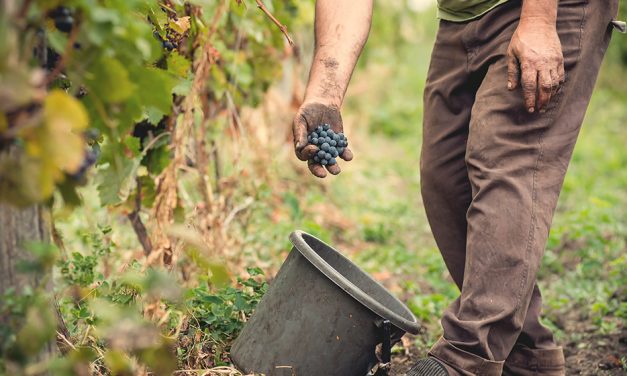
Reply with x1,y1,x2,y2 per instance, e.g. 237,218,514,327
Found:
407,358,449,376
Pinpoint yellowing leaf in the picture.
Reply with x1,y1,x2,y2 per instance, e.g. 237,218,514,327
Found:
44,90,88,132
42,90,89,174
0,113,7,133
170,16,190,35
19,90,90,200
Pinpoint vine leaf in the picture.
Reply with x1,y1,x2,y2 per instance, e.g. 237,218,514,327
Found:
170,16,191,35
20,90,88,198
166,51,191,78
85,57,136,103
96,137,141,206
133,67,177,115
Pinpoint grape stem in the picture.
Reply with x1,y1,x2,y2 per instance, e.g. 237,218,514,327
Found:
44,18,80,87
17,0,33,20
254,0,294,46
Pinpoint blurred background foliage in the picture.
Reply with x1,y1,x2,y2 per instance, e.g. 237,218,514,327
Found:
1,0,626,375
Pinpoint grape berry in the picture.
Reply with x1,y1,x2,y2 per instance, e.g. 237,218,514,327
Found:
307,124,348,166
68,148,98,182
50,7,74,33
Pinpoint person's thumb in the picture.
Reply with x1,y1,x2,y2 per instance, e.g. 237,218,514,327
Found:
293,115,310,161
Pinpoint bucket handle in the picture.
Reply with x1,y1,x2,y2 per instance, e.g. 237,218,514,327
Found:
369,319,394,376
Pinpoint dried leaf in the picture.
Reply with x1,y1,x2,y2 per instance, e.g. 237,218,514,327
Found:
170,16,191,35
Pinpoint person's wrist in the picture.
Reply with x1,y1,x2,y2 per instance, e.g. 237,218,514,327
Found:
519,14,556,29
302,94,342,110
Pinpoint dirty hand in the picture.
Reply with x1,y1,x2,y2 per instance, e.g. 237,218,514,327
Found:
507,18,564,113
293,101,354,178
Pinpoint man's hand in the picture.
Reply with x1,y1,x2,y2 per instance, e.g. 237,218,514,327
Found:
292,0,372,178
507,8,564,113
293,101,354,178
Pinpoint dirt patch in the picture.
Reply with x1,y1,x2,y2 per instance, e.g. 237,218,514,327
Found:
387,331,626,375
390,344,423,375
564,331,627,375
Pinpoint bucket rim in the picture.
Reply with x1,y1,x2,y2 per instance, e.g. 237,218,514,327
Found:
289,230,421,335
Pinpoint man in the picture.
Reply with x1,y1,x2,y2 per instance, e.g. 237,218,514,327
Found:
292,0,621,375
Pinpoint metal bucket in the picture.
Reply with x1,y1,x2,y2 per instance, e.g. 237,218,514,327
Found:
230,230,420,376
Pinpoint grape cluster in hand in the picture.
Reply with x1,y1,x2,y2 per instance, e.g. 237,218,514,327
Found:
307,124,348,166
50,7,74,33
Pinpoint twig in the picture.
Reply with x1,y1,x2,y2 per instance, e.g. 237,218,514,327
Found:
254,0,294,45
56,330,76,355
44,21,80,87
224,197,254,229
17,0,33,19
207,0,228,41
128,177,153,256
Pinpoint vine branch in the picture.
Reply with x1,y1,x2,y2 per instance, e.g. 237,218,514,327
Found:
255,0,294,46
128,177,153,256
44,22,80,87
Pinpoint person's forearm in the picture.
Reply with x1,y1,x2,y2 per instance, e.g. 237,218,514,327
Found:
304,0,373,107
520,0,557,26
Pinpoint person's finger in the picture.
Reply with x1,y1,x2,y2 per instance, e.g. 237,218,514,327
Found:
299,144,318,161
308,160,327,178
557,62,565,84
521,64,538,113
537,70,553,112
292,116,309,159
326,163,341,175
550,69,560,96
339,147,353,162
507,52,520,90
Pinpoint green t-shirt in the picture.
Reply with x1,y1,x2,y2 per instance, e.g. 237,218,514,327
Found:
437,0,511,22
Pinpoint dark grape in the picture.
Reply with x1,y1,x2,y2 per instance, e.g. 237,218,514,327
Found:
68,148,99,181
55,15,74,33
44,48,60,70
306,125,348,170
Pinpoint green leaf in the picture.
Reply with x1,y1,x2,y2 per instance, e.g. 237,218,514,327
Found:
132,67,175,115
16,298,56,356
172,76,193,96
145,106,165,125
85,57,136,103
96,141,142,205
166,51,191,78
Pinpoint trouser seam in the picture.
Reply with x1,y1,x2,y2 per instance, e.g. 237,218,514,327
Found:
514,0,588,316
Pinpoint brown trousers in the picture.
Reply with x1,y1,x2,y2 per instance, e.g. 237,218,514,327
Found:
420,0,620,375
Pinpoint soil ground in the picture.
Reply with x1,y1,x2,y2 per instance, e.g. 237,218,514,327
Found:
389,329,627,375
